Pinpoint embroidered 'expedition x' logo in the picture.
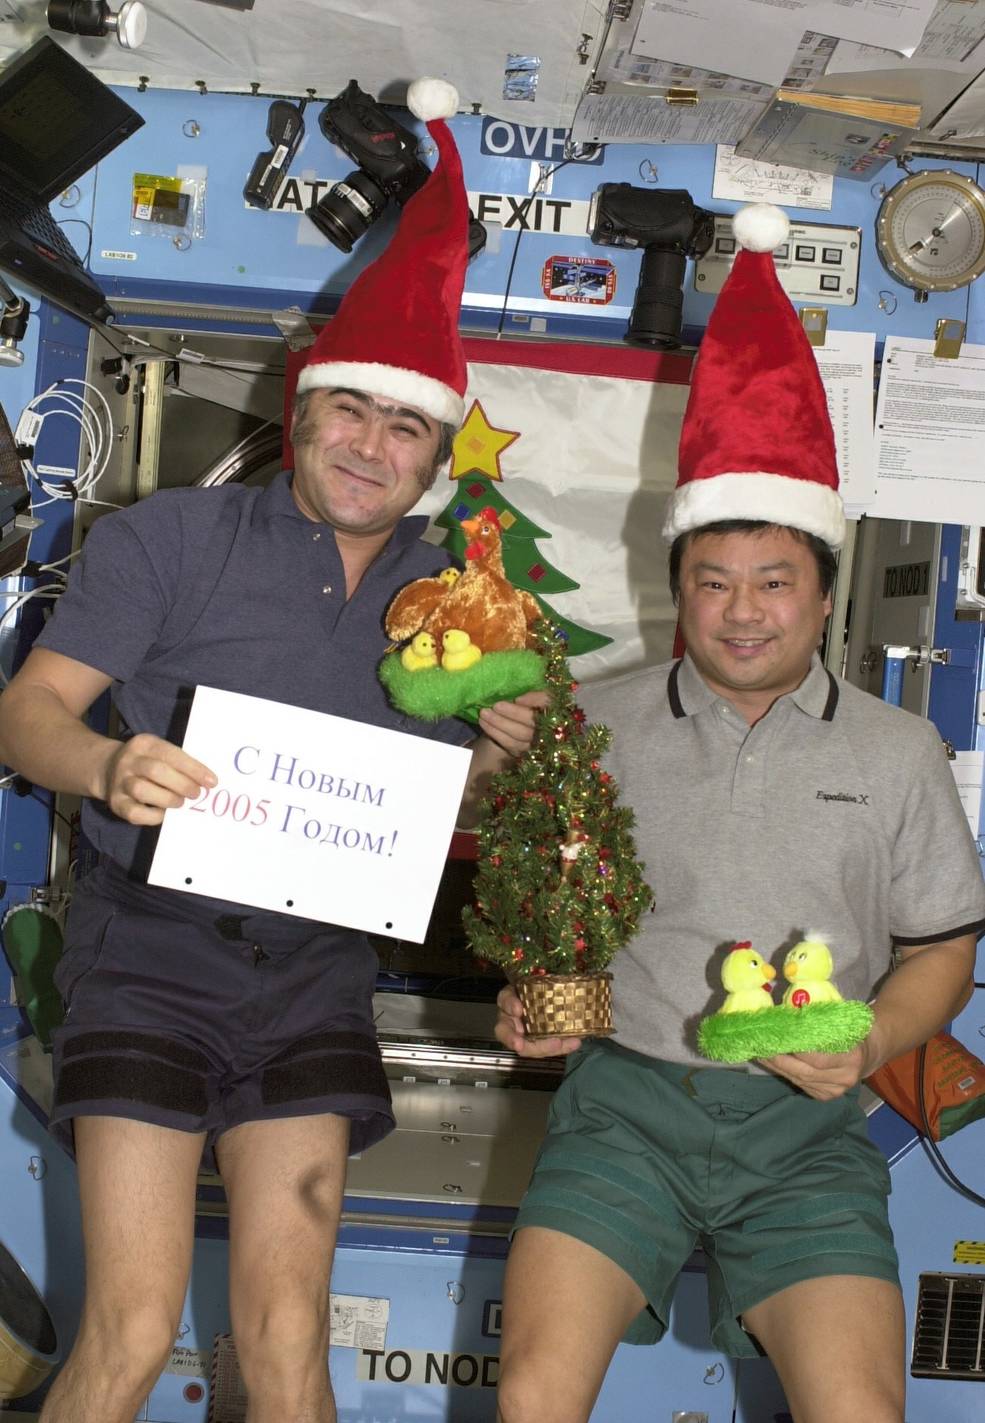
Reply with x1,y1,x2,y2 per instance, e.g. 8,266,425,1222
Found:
816,790,870,805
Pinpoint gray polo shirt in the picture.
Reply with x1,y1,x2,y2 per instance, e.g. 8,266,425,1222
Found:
579,653,985,1068
37,472,473,879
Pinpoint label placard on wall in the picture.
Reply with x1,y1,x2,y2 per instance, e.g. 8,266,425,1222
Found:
260,178,591,235
330,1293,389,1349
357,1348,499,1388
542,254,615,304
480,118,603,164
468,191,591,236
883,560,930,599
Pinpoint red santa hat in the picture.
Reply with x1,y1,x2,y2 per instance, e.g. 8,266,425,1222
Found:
662,203,845,550
297,77,468,428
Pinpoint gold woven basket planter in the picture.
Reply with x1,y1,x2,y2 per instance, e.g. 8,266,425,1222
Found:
515,971,614,1039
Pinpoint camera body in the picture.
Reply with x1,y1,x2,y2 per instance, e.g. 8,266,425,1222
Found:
307,80,486,260
244,100,307,211
307,80,430,252
588,183,715,348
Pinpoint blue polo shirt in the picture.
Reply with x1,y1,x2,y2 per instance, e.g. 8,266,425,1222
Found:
38,472,473,879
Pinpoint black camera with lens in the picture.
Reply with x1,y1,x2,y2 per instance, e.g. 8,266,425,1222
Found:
307,80,485,260
588,184,715,348
308,80,428,252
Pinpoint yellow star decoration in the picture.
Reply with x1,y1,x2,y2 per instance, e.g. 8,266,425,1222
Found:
450,400,520,482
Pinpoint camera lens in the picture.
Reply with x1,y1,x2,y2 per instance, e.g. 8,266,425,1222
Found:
626,248,687,349
306,169,388,253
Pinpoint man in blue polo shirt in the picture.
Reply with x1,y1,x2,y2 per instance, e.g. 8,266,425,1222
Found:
493,207,985,1423
0,81,541,1423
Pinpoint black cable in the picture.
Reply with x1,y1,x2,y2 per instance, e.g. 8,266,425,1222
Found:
87,321,168,362
90,322,287,386
916,1041,985,1207
27,789,74,836
56,217,94,268
495,159,573,337
169,362,287,380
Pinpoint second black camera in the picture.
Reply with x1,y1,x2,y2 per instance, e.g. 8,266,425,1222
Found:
588,184,715,349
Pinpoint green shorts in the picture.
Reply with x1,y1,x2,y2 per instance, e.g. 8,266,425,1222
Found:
513,1038,899,1358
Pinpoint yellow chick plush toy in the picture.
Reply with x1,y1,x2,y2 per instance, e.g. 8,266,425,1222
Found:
441,628,482,672
400,631,438,673
719,941,776,1014
781,935,843,1008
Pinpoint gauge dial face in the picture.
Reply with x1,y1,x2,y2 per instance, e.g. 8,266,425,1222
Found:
876,171,985,292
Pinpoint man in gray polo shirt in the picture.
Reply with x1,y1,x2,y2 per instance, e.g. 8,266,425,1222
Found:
493,206,985,1423
0,82,543,1423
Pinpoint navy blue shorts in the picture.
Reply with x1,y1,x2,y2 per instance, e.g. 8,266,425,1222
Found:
49,859,394,1159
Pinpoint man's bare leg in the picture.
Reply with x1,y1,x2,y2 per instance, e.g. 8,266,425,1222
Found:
742,1275,906,1423
218,1113,349,1423
496,1226,647,1423
40,1117,204,1423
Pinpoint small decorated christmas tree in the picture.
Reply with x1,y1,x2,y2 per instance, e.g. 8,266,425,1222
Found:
463,624,652,1037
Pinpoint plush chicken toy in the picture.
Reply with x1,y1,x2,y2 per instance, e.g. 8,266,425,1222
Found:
718,941,776,1013
781,935,844,1007
379,508,548,722
385,508,543,649
698,934,874,1063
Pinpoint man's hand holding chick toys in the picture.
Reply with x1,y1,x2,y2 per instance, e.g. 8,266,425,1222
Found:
756,1039,879,1102
494,981,583,1059
759,932,979,1100
459,690,550,827
477,690,550,757
698,934,874,1066
769,933,976,1101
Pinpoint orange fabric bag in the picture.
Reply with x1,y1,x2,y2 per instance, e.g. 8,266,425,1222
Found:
865,1031,985,1141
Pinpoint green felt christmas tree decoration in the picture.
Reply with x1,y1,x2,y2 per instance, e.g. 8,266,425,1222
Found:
698,936,875,1063
463,623,652,1037
435,473,612,658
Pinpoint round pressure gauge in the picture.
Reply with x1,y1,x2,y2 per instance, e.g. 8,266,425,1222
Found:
875,169,985,294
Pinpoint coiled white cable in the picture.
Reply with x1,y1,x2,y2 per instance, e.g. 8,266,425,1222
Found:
17,377,116,509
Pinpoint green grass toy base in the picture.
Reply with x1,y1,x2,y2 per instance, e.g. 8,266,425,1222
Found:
379,647,547,723
697,999,875,1063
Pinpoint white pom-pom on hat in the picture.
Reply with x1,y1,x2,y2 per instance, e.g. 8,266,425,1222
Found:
732,203,790,253
407,77,459,122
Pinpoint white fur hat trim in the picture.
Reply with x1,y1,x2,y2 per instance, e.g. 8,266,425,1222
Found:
662,471,846,550
297,359,465,428
407,78,459,122
732,203,790,253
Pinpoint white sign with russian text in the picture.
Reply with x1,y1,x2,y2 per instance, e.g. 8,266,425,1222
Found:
149,686,472,940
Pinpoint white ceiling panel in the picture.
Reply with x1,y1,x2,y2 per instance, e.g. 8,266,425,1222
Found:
0,0,605,129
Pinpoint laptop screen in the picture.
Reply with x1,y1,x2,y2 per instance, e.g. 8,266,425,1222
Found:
0,36,144,204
